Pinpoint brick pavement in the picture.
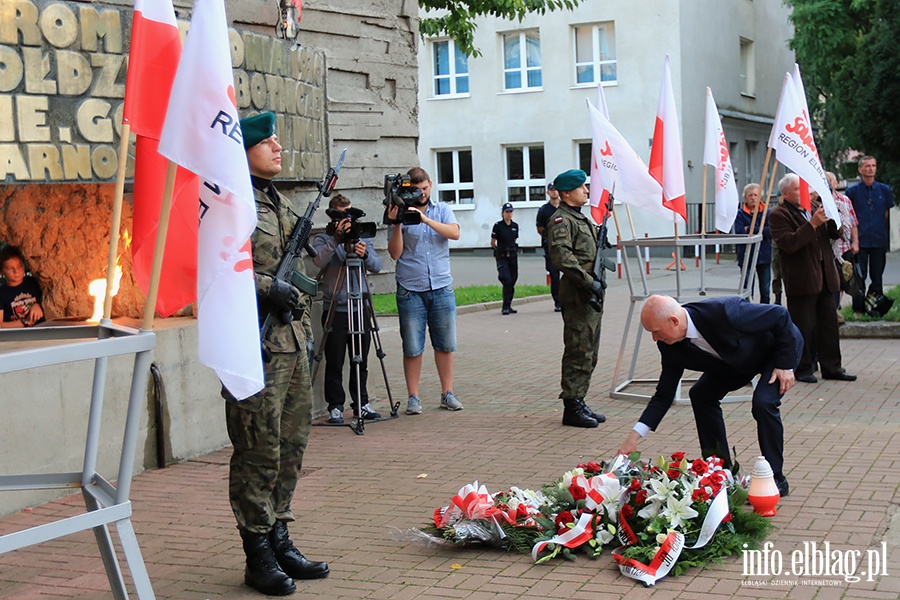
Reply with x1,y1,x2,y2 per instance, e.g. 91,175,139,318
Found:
1,258,899,599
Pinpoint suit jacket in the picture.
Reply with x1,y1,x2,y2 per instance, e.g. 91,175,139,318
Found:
768,200,840,296
638,297,803,430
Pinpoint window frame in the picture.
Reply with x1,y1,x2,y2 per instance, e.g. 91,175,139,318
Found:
502,30,543,92
573,22,618,87
739,37,755,97
433,148,475,206
504,143,547,204
431,38,470,98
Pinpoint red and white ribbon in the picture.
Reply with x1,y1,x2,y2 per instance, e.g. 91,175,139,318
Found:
531,512,594,562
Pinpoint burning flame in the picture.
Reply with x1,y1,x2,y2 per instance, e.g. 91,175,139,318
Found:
88,230,130,322
88,266,122,322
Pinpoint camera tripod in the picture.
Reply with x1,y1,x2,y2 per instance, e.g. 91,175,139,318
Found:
311,252,399,434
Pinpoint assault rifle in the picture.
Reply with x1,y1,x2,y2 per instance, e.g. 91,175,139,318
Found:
589,192,616,312
259,148,347,348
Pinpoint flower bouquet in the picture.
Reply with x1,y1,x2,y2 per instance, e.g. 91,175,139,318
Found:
423,453,772,585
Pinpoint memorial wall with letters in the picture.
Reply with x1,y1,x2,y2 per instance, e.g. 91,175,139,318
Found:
0,0,327,183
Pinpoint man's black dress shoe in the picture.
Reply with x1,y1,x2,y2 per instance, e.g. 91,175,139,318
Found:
775,476,789,498
823,372,856,381
796,373,818,383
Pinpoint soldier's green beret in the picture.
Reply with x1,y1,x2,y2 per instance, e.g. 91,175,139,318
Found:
240,112,276,149
552,169,587,192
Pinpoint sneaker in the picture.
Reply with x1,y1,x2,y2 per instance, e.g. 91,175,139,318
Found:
327,407,344,424
440,391,463,411
355,404,382,420
406,395,422,415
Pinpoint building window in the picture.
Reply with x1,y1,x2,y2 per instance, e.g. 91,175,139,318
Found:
577,142,593,175
739,37,755,96
505,144,546,202
503,31,542,90
574,22,617,85
434,149,474,205
432,39,469,97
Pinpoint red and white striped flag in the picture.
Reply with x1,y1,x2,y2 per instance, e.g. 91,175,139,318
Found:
589,84,615,223
124,0,200,317
702,88,739,233
767,72,840,225
586,99,669,222
648,55,687,225
158,0,263,400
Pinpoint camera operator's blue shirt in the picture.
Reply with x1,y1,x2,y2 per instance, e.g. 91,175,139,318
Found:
389,201,457,292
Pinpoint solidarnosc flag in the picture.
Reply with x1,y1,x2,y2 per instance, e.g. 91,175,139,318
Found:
589,84,615,224
158,0,263,400
702,88,739,233
124,0,200,317
648,55,687,225
586,99,669,222
767,72,841,225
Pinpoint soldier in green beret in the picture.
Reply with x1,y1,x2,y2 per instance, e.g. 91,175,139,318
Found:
547,169,607,428
225,112,328,596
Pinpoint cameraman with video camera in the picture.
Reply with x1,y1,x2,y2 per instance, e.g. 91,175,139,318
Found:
312,193,383,425
386,167,463,415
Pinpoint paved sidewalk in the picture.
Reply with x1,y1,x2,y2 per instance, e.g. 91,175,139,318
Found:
1,256,899,599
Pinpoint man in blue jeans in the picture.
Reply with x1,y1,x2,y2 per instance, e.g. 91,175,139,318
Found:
387,167,463,414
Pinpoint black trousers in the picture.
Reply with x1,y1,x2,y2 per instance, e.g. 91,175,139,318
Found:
496,255,518,310
688,368,785,478
321,310,371,411
851,247,887,312
786,288,843,377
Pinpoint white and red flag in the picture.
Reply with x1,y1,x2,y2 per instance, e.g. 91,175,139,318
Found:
648,55,687,225
124,0,200,317
159,0,263,400
589,84,615,223
702,88,739,233
767,72,840,224
586,99,669,222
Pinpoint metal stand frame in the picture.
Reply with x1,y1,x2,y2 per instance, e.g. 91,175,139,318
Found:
611,233,761,404
0,321,157,599
311,255,398,434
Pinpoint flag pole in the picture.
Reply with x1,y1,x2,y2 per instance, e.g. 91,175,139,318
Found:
141,161,178,331
750,147,773,234
759,159,780,231
104,123,131,321
700,163,708,236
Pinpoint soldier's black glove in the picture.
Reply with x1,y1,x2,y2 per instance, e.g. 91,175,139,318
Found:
268,279,301,313
589,279,605,312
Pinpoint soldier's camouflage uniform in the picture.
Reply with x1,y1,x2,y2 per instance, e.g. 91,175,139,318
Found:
225,183,314,535
548,202,603,401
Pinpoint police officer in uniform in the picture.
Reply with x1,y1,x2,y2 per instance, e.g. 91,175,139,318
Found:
226,112,329,596
547,169,607,428
491,202,520,315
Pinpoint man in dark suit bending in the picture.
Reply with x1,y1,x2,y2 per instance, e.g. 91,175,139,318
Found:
616,295,803,496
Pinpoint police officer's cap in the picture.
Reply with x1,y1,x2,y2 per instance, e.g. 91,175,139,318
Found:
501,202,514,212
240,112,276,149
552,169,587,192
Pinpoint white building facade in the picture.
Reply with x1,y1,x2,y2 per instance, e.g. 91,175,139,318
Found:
417,0,795,249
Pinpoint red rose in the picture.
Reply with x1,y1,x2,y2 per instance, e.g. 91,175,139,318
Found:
691,488,710,503
635,490,648,505
671,451,686,461
723,512,732,523
516,504,528,519
555,511,575,532
586,461,603,473
690,459,708,476
629,478,642,491
667,468,682,480
620,504,635,519
569,483,587,501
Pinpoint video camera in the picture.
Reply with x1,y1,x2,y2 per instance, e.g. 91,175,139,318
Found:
325,206,377,245
383,174,424,225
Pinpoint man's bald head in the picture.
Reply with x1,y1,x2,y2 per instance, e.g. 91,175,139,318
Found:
641,295,687,345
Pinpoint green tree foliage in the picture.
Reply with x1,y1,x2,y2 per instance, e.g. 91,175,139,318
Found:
786,0,900,194
419,0,582,57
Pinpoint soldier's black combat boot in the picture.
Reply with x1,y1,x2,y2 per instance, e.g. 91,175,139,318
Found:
269,520,330,580
562,398,599,428
581,400,607,424
240,529,296,596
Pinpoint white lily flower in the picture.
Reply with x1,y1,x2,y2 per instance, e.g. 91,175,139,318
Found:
646,474,680,503
661,493,699,529
559,468,585,490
